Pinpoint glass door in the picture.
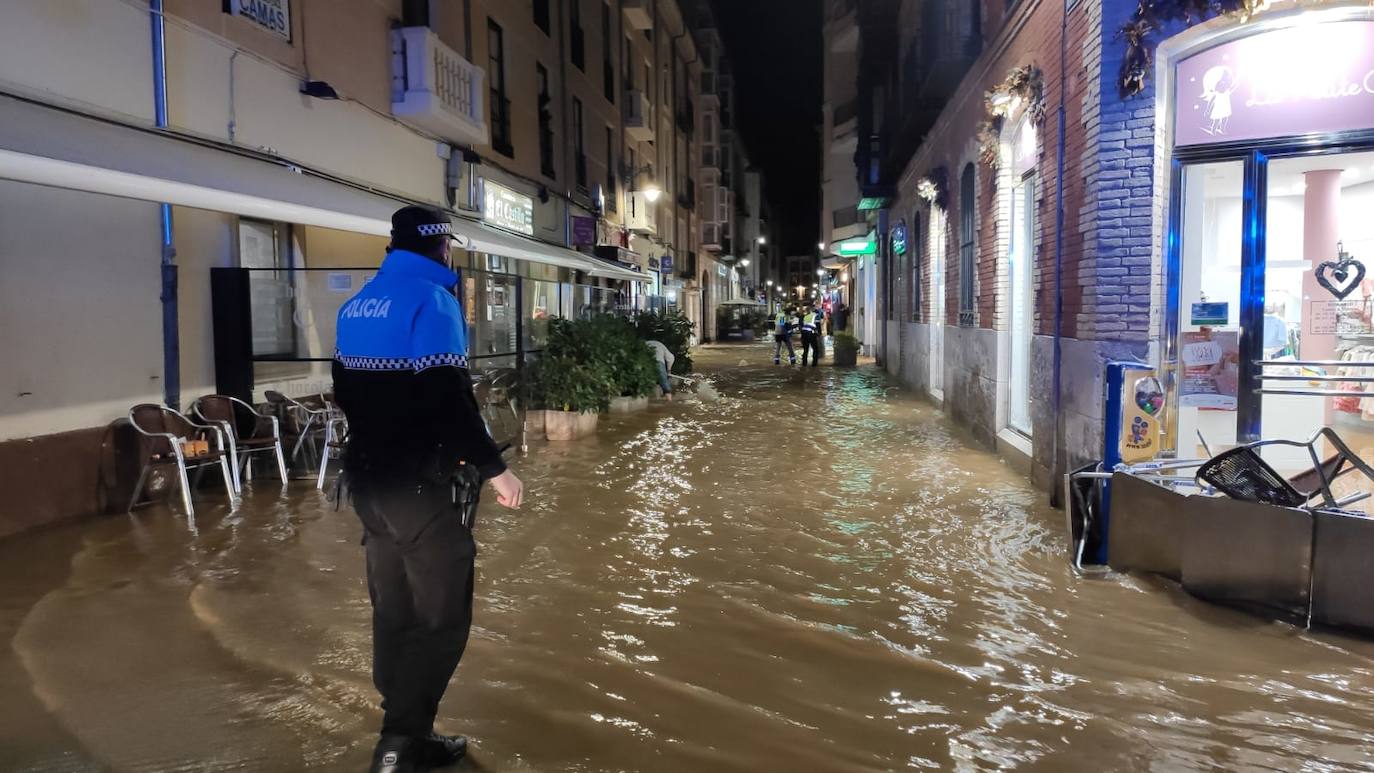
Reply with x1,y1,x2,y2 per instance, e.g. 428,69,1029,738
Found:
929,207,947,399
1171,159,1246,460
1008,175,1035,436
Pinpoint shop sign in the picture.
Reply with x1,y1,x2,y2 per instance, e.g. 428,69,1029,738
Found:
838,239,876,256
481,180,534,236
891,221,908,255
648,257,660,271
1176,20,1374,147
660,255,674,274
571,216,596,246
718,263,727,278
225,0,291,42
1180,329,1240,409
1189,301,1228,326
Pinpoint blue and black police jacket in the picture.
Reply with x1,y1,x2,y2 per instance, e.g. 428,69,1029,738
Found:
332,249,505,481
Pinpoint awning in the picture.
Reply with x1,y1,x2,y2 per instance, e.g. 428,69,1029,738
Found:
0,93,644,282
821,256,849,270
460,220,645,282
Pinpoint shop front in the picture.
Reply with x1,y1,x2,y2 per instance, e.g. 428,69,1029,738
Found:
1074,4,1374,633
1158,5,1374,485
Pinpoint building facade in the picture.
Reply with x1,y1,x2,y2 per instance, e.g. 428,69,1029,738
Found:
0,0,759,537
834,0,1374,496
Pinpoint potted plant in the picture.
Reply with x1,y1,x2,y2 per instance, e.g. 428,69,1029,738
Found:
832,332,860,367
532,355,614,441
588,315,658,413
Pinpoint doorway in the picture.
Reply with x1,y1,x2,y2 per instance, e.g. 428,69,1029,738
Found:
929,206,947,400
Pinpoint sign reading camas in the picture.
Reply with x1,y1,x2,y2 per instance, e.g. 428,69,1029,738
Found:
225,0,291,42
1176,20,1374,146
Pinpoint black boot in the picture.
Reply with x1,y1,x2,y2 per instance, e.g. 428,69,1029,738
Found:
370,735,417,773
417,732,469,768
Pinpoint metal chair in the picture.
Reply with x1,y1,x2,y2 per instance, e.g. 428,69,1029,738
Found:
1196,428,1374,511
127,404,237,520
193,395,289,493
316,411,349,490
264,390,330,469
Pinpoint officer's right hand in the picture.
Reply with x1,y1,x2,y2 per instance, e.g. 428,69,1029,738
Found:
490,469,524,509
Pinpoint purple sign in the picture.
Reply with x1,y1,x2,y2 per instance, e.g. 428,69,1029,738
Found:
1176,20,1374,147
571,216,596,247
660,255,673,274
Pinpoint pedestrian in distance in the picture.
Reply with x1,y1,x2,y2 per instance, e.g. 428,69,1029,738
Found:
333,205,525,773
800,304,823,367
646,338,676,401
834,302,850,333
773,305,797,365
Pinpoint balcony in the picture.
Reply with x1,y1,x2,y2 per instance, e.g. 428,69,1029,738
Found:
702,222,723,251
626,191,657,235
624,0,653,30
624,90,653,142
700,145,720,172
390,27,488,147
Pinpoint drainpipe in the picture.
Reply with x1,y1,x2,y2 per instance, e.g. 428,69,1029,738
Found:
1050,0,1069,505
151,0,179,410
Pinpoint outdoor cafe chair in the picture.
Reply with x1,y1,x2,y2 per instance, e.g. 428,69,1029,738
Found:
264,390,331,469
127,403,238,521
316,411,349,490
1196,427,1374,512
192,395,289,493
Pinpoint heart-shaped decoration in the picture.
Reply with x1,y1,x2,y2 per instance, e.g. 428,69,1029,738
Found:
1317,256,1366,300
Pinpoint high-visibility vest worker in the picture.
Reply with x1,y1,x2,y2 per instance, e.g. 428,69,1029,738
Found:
801,312,818,335
776,312,791,334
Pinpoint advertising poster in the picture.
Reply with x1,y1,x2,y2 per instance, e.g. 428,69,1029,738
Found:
1180,329,1240,409
1122,370,1163,464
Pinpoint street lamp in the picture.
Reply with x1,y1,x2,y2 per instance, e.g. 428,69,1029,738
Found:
643,185,662,203
741,259,750,267
818,242,826,251
757,236,767,246
766,279,773,286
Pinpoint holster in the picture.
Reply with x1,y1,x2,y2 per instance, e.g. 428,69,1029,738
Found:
451,463,483,530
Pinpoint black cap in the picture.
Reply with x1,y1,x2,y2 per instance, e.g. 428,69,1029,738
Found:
391,205,459,250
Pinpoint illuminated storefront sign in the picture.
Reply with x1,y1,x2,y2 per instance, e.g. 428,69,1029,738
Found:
837,239,876,256
891,221,908,255
481,180,535,236
225,0,291,42
1176,20,1374,146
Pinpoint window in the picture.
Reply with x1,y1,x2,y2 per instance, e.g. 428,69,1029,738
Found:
534,0,550,35
958,163,976,326
602,1,615,103
488,20,512,157
237,219,296,358
570,0,585,71
573,98,587,191
605,125,617,212
623,35,634,90
910,211,921,322
537,64,555,179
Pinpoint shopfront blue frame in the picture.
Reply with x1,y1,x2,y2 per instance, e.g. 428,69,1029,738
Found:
1163,129,1374,449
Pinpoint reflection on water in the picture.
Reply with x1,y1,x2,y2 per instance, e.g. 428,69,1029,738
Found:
5,346,1374,771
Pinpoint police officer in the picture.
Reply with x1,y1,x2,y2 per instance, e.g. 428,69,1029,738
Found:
334,205,524,773
800,304,822,367
773,306,797,365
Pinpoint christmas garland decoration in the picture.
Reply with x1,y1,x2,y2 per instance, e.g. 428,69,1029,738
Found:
917,166,949,210
976,65,1047,168
1117,0,1292,99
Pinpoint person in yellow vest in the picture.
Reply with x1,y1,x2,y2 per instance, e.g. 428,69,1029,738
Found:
800,304,822,367
773,306,797,365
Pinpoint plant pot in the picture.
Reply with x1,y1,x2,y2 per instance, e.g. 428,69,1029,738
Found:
545,409,599,441
524,409,548,439
833,348,858,367
609,395,650,414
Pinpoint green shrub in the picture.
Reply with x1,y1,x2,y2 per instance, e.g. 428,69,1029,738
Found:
527,354,614,413
538,314,657,402
833,332,860,356
631,309,694,374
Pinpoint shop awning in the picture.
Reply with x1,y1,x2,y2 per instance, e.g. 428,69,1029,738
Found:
458,219,646,282
0,93,644,282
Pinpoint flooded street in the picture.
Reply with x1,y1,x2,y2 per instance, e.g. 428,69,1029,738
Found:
6,346,1374,771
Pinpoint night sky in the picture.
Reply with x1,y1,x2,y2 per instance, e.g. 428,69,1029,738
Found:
713,0,822,257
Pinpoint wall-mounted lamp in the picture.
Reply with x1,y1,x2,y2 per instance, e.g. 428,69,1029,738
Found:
300,80,340,100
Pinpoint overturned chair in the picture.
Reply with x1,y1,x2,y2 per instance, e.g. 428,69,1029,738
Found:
192,395,289,493
127,404,238,520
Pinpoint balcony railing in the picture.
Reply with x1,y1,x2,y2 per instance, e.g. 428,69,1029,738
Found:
390,26,488,147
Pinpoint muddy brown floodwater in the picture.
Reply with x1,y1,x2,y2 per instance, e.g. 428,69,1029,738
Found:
5,346,1374,771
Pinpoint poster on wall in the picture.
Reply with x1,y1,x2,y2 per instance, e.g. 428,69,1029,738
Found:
1180,329,1240,409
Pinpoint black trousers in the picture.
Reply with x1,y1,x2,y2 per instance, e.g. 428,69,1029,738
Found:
353,479,476,739
801,332,821,366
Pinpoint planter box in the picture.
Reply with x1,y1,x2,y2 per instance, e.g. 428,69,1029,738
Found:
545,410,599,441
609,395,650,414
524,409,547,440
833,348,858,367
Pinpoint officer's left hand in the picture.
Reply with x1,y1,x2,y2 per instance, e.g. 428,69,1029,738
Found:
490,469,524,509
